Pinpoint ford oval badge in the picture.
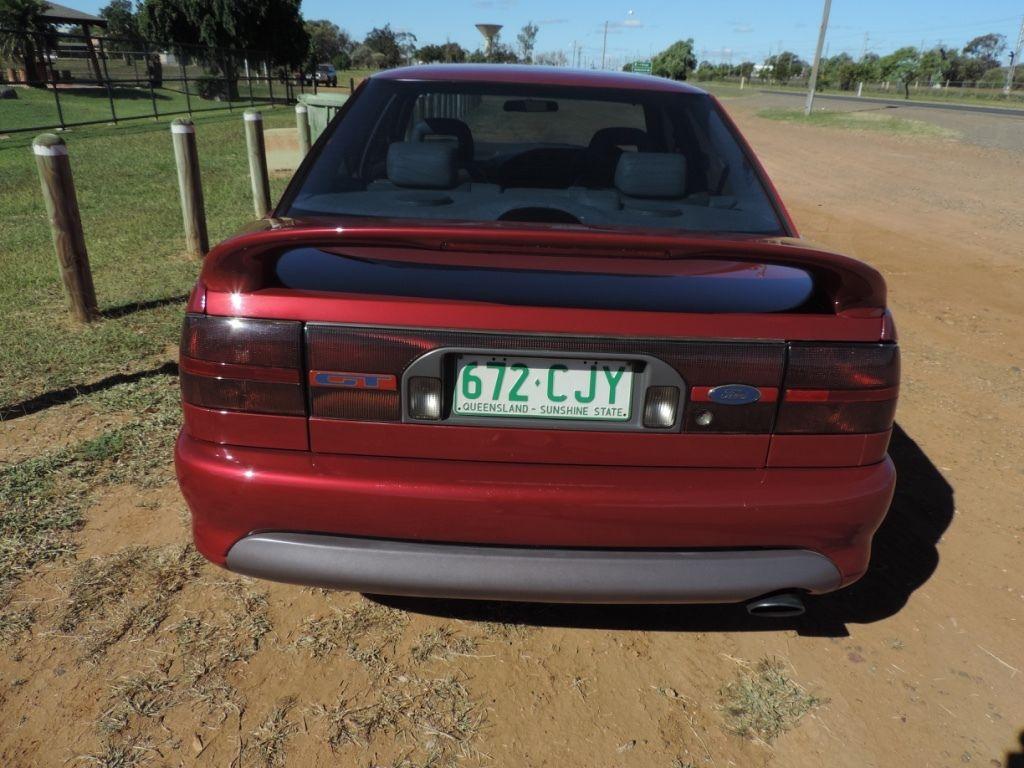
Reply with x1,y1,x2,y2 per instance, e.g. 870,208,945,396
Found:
707,384,762,405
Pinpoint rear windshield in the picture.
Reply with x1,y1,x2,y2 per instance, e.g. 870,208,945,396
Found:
283,79,784,235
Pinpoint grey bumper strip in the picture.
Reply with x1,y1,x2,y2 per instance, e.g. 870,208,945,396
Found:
226,533,842,604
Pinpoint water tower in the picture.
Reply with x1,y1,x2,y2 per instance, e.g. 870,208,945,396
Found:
475,24,503,56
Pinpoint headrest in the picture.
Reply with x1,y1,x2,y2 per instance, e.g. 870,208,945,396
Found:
411,117,474,162
614,152,687,199
386,142,458,189
588,126,651,153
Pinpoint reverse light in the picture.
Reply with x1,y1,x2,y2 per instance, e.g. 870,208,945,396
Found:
643,386,679,429
408,377,443,420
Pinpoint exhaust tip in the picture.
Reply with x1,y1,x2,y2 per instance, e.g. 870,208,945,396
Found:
746,593,805,618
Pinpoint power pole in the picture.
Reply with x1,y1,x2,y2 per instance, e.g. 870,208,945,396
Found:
861,32,869,60
601,21,608,70
1006,16,1024,95
804,0,833,115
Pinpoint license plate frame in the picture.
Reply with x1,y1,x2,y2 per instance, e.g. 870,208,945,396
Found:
399,343,687,432
452,355,634,423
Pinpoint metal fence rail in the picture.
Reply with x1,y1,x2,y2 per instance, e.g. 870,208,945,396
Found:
1,30,344,134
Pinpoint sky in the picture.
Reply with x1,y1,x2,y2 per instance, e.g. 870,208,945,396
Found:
76,1,1024,69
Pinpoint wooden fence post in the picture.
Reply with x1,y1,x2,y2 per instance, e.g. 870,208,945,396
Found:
295,103,311,156
32,134,98,323
171,119,209,259
243,110,271,217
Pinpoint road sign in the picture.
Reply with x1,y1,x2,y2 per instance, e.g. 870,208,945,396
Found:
633,60,652,74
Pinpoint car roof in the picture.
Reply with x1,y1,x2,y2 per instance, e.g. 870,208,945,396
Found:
374,64,708,94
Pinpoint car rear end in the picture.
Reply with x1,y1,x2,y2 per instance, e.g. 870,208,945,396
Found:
174,68,898,605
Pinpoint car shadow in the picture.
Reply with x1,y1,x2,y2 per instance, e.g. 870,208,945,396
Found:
370,423,954,638
1008,731,1024,768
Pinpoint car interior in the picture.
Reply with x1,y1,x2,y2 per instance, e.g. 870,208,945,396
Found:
289,85,783,233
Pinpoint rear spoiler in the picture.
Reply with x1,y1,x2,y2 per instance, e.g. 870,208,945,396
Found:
200,219,887,315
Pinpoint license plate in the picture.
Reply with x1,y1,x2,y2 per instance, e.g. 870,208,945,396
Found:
453,356,633,421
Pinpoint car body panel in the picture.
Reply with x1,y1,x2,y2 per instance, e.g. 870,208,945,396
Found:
175,66,898,603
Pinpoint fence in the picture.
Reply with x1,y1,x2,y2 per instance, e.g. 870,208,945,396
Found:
1,29,351,134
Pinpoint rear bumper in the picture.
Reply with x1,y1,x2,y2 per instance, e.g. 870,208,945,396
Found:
175,432,896,600
226,533,841,603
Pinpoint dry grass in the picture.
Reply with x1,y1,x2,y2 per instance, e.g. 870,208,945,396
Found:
0,605,35,645
411,626,479,663
98,666,177,734
312,671,486,765
71,734,158,768
720,657,825,743
294,599,409,670
0,377,180,610
244,696,299,768
172,584,272,718
59,544,204,660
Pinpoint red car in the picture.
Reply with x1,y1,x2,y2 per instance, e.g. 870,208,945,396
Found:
175,65,898,616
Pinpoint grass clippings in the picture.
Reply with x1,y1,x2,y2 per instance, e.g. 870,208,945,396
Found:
720,657,825,743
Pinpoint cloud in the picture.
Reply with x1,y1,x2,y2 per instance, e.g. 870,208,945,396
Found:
537,18,569,25
733,24,753,34
604,18,643,33
472,0,516,8
702,47,736,59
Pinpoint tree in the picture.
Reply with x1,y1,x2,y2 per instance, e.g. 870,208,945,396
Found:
137,0,307,98
100,0,144,45
534,50,567,67
417,42,466,63
137,0,308,66
305,19,348,64
963,33,1006,68
350,43,375,68
467,32,519,64
517,21,538,63
879,46,921,99
395,30,417,65
738,61,755,79
363,24,402,68
652,39,697,81
764,51,805,84
960,33,1006,82
0,0,54,85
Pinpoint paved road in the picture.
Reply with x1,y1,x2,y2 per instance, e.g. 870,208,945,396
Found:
761,89,1024,118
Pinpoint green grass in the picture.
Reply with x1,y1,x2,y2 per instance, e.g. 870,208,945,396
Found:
756,107,958,138
0,107,294,408
748,81,1024,110
0,83,286,133
0,377,181,609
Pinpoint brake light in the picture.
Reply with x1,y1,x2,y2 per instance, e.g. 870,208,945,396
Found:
179,315,305,416
776,344,899,434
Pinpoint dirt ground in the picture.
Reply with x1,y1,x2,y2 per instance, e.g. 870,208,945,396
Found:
2,98,1023,768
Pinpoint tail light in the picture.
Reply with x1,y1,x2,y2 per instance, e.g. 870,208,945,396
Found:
776,343,899,434
305,324,786,430
179,315,305,415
